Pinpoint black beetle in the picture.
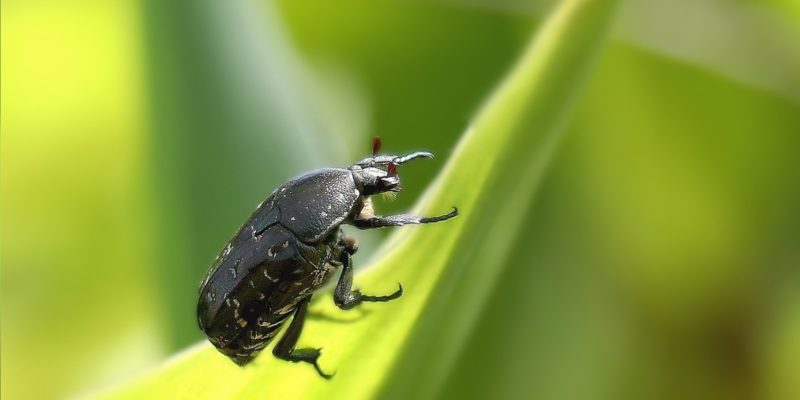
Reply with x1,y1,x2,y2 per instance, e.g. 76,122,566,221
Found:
197,137,458,378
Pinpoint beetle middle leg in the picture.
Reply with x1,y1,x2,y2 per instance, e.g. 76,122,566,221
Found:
352,207,458,229
334,248,402,310
272,296,333,379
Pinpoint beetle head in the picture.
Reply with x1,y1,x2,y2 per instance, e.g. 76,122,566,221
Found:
351,165,399,195
350,137,434,196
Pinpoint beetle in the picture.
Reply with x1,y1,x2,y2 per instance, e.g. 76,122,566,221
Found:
197,137,458,378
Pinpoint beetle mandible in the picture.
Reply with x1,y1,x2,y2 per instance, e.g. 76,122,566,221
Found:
196,137,458,378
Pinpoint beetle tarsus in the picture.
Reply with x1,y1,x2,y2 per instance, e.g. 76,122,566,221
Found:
360,283,403,303
420,207,458,223
334,254,403,310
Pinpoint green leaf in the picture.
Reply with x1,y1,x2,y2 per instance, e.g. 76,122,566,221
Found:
97,0,618,398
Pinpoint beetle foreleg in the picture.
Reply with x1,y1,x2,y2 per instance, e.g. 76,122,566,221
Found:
334,252,403,310
272,296,333,379
351,207,458,229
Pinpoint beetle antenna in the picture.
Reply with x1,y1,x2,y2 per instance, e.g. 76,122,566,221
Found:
393,151,433,165
372,136,382,158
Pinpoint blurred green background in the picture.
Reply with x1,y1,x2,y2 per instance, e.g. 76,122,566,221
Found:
2,0,799,399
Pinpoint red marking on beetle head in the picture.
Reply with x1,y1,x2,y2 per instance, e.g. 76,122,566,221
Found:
372,136,382,157
387,162,397,177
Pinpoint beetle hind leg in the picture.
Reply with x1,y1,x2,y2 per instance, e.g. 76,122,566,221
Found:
334,252,403,310
272,296,333,379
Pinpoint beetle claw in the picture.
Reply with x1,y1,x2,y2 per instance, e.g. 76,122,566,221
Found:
394,283,404,298
310,348,334,379
316,365,336,380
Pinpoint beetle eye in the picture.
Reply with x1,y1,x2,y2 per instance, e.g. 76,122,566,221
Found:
372,136,382,157
387,162,397,177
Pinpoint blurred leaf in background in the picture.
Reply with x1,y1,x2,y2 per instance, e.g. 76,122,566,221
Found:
2,1,161,399
2,0,800,399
